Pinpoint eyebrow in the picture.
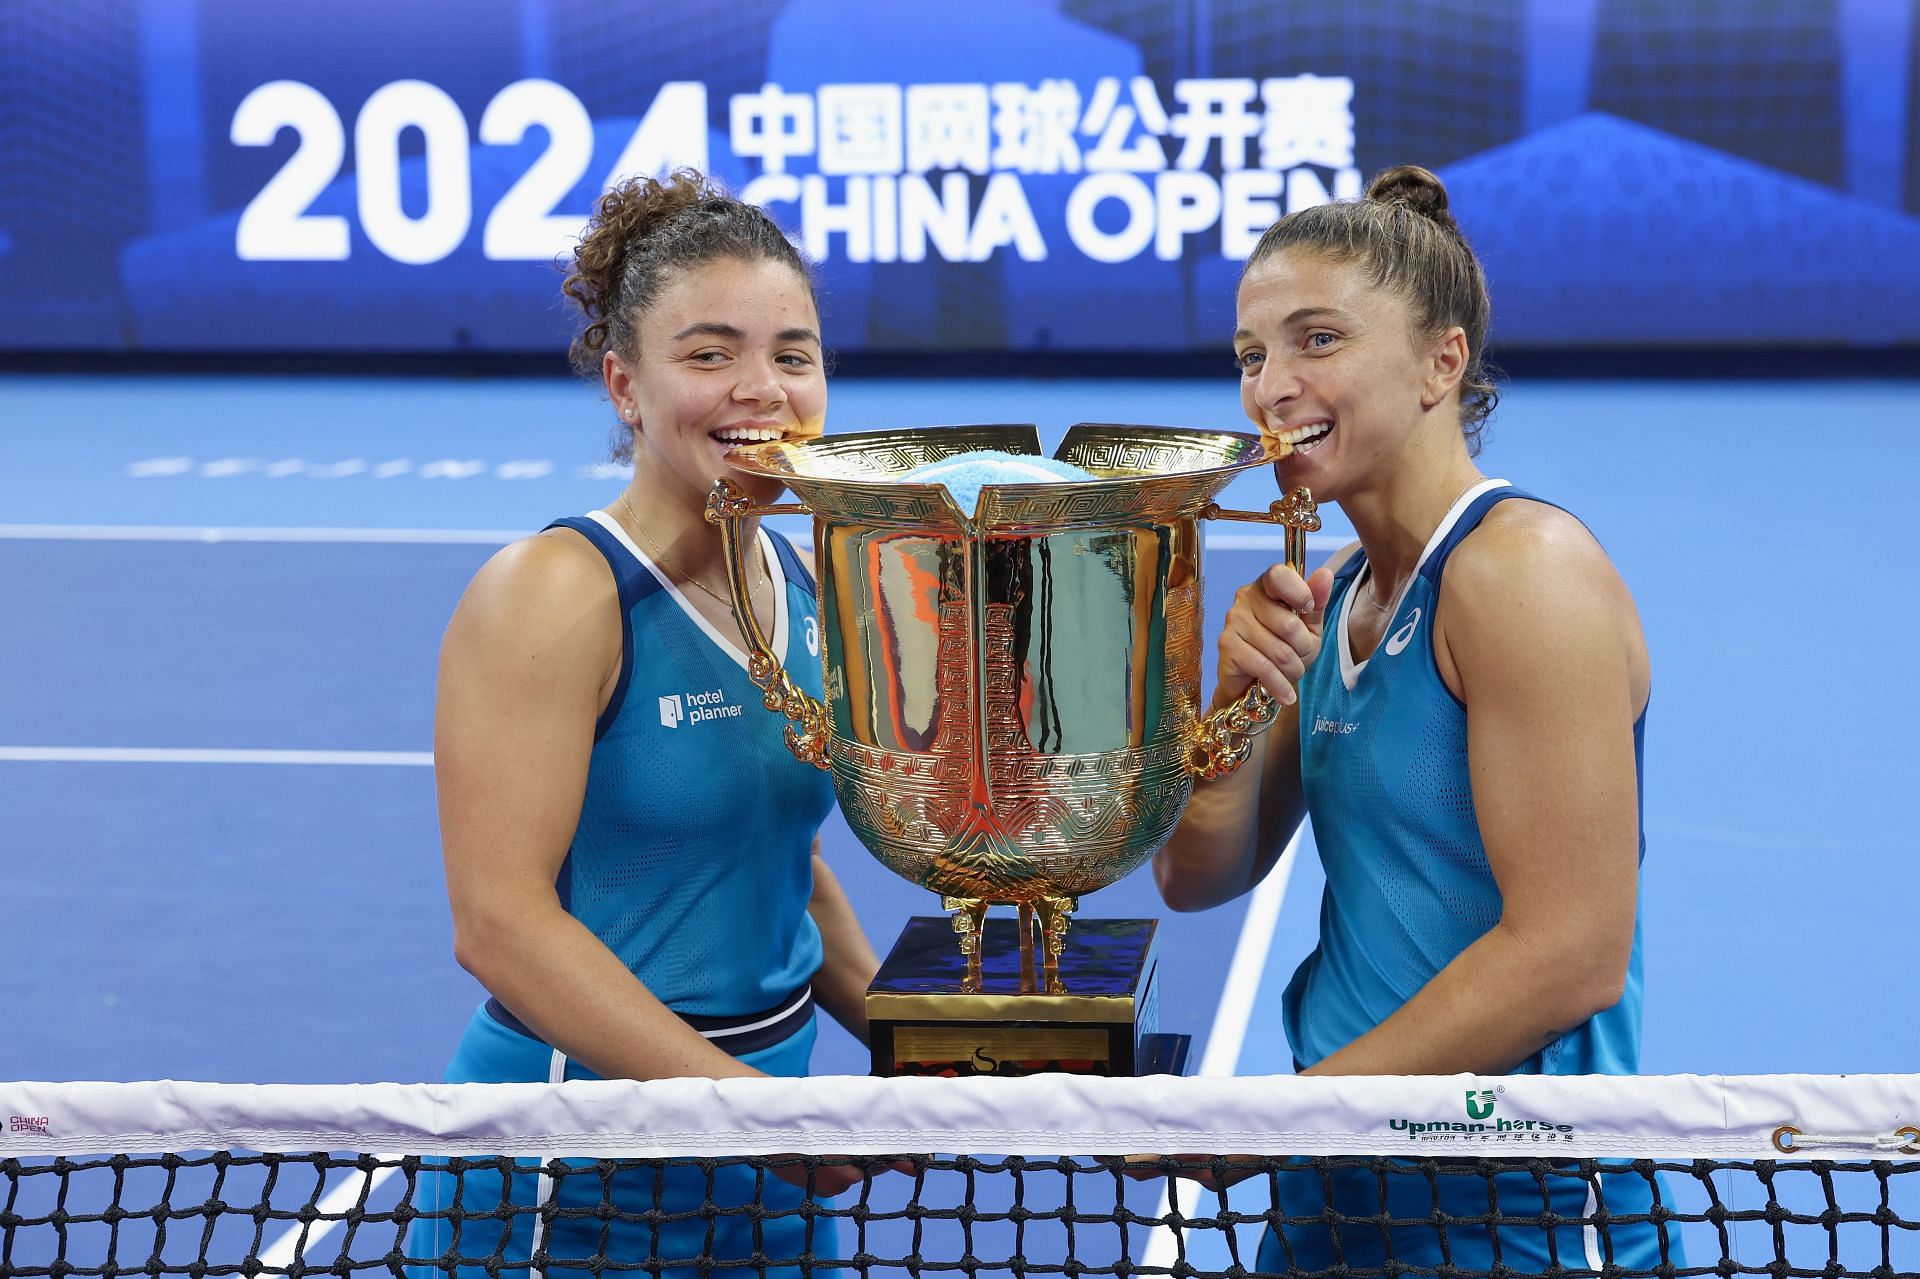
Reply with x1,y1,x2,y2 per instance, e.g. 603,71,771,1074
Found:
670,321,821,345
1233,307,1353,342
671,322,744,341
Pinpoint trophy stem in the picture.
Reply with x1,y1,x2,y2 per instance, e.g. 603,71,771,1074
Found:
1016,901,1038,993
1036,896,1077,995
943,895,990,992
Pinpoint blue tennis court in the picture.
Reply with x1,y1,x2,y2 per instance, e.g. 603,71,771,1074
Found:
4,371,1915,1089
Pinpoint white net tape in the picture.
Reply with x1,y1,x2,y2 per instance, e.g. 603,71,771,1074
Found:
4,1073,1916,1161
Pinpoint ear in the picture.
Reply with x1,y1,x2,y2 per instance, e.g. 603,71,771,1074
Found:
1421,326,1469,409
603,349,638,428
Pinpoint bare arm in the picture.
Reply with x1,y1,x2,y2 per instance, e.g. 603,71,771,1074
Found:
437,530,761,1081
1303,509,1649,1076
805,845,883,1046
1153,552,1343,912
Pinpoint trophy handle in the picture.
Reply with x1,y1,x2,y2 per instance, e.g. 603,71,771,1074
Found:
703,478,832,771
1187,486,1322,780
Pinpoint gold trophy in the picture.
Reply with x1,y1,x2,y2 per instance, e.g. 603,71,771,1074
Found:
707,423,1317,1076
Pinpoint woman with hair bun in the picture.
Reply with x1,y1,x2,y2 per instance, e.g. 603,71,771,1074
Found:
412,170,882,1277
1154,166,1678,1271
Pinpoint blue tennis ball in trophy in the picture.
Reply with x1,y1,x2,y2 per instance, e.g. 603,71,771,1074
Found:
902,450,1095,515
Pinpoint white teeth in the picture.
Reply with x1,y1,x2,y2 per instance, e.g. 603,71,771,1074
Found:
712,427,783,443
1274,422,1334,446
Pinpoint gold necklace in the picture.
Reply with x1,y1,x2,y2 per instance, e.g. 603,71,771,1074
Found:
1363,573,1400,611
619,494,763,607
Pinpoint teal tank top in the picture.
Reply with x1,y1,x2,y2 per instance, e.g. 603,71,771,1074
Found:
533,512,834,1022
1281,481,1648,1074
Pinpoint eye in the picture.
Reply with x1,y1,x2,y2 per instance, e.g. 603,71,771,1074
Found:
1234,349,1264,374
1304,331,1338,350
777,351,815,369
689,349,730,365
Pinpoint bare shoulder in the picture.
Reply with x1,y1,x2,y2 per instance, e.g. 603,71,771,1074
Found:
446,526,621,672
1443,499,1629,611
1437,498,1647,702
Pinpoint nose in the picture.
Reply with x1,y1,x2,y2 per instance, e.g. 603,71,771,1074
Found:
1253,352,1303,411
733,354,788,408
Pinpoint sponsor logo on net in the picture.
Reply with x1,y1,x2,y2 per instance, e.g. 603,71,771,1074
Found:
658,688,744,729
1389,1086,1577,1144
9,1115,50,1136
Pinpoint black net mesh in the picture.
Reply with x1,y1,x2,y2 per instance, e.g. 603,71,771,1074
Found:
5,1150,1916,1279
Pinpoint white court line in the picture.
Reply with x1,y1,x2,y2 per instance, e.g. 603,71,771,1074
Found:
1141,822,1306,1274
1194,823,1304,1078
257,1162,401,1273
0,747,432,765
0,524,1348,551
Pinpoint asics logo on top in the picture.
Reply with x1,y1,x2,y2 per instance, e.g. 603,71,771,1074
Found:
658,694,685,728
1383,607,1421,657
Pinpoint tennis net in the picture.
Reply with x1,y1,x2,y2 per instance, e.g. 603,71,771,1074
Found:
4,1073,1916,1279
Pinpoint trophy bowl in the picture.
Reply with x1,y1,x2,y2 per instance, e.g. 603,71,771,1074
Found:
707,422,1316,993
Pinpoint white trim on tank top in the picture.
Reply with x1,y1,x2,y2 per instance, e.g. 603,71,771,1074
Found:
583,508,789,674
1336,478,1510,691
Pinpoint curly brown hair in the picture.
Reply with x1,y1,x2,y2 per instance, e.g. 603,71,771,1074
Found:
1243,165,1499,454
562,169,815,460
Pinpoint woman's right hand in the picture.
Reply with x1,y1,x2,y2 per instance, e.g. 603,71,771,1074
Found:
1212,563,1335,710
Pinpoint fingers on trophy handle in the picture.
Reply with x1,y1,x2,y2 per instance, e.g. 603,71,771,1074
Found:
707,479,832,771
1186,485,1317,781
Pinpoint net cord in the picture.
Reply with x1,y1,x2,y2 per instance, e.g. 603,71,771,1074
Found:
4,1074,1917,1162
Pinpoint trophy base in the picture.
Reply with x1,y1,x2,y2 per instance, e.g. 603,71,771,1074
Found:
865,916,1184,1077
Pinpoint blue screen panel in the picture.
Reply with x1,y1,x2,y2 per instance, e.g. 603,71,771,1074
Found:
0,0,1915,353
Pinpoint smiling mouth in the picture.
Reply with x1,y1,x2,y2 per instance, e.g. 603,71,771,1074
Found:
710,426,787,446
1269,422,1333,455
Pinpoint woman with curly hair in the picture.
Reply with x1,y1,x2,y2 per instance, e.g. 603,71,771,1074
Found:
411,170,881,1278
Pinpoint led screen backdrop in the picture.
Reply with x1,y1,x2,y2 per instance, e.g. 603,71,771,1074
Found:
3,0,1918,354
